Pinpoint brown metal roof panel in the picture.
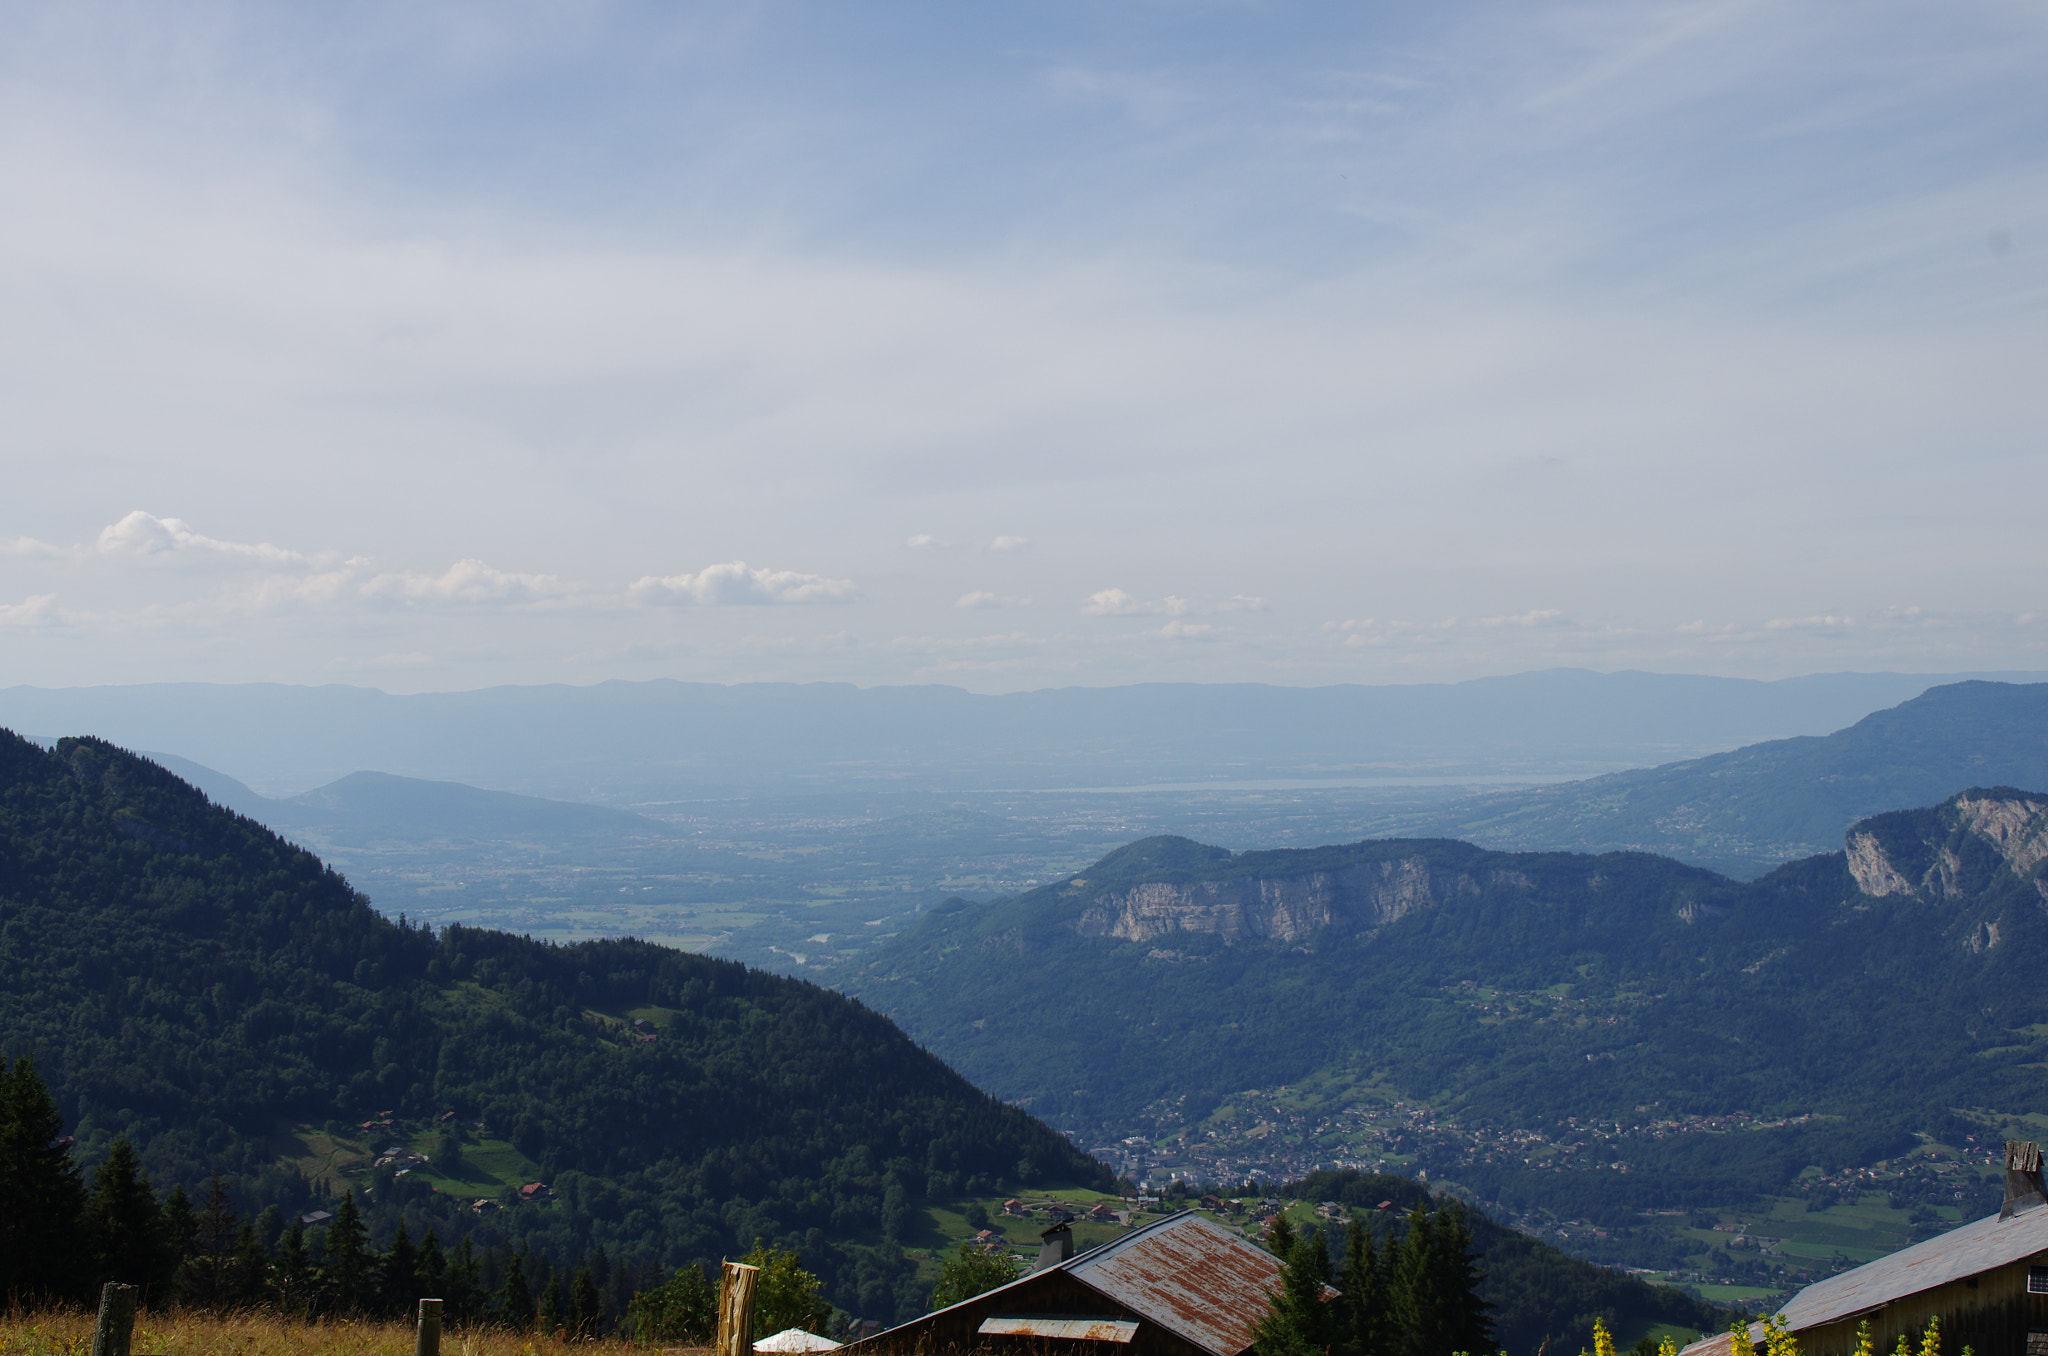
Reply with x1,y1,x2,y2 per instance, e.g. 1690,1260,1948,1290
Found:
1067,1212,1283,1356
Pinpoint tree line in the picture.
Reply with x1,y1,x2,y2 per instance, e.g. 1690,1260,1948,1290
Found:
2,1054,686,1334
1256,1203,1496,1356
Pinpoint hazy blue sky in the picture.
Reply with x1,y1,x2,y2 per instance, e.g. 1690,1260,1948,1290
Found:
2,1,2044,691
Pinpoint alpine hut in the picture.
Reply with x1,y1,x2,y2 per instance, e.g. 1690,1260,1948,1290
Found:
848,1210,1284,1356
1681,1143,2048,1356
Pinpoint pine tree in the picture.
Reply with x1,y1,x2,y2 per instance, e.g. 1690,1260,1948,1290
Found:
230,1221,270,1307
420,1229,449,1305
159,1184,198,1297
1269,1211,1296,1258
0,1055,87,1303
446,1236,482,1321
572,1261,604,1338
499,1252,535,1332
382,1219,419,1317
84,1137,169,1299
1390,1203,1492,1356
274,1221,313,1315
1341,1216,1385,1356
1253,1225,1338,1356
184,1174,240,1311
541,1273,567,1337
320,1191,375,1315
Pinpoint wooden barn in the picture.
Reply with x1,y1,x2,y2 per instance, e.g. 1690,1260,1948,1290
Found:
848,1211,1283,1356
1682,1144,2048,1356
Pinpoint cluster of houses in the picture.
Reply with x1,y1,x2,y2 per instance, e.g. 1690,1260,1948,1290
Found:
1001,1200,1126,1225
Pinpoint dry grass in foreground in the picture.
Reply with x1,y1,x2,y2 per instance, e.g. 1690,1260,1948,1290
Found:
0,1307,699,1356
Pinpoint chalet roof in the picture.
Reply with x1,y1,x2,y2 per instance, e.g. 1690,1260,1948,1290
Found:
1679,1205,2048,1356
861,1210,1281,1356
1062,1212,1282,1356
1780,1206,2048,1330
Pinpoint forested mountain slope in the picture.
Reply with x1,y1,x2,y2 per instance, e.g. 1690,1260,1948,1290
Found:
847,787,2048,1217
1374,680,2048,877
0,730,1102,1320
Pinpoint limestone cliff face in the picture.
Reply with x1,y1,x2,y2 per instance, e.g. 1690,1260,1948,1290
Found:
1071,856,1481,945
1954,793,2048,876
1845,831,1916,898
1845,792,2048,909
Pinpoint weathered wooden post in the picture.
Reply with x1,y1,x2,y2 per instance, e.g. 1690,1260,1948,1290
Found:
715,1262,761,1356
91,1282,137,1356
415,1297,444,1356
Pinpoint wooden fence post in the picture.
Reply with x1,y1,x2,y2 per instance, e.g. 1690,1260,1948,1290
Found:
715,1262,761,1356
91,1282,137,1356
416,1297,444,1356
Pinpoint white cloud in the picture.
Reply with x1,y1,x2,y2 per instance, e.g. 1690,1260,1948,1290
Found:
95,511,308,567
988,536,1032,552
1323,619,1375,632
360,559,571,606
1765,614,1852,631
955,591,1031,609
1157,620,1214,639
904,534,944,549
1479,608,1569,628
2,536,65,558
0,593,59,628
1088,590,1263,618
1081,587,1146,616
629,561,857,606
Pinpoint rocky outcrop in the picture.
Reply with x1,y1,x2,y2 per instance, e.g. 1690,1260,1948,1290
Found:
1845,831,1915,897
1071,856,1481,945
1846,792,2048,901
1953,793,2048,876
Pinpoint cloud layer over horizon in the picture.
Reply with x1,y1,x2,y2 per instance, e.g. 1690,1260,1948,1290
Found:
1,1,2044,692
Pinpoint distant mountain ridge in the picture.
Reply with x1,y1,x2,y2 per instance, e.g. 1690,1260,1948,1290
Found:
144,753,673,845
0,728,1100,1321
846,783,2048,1222
1371,680,2048,877
4,669,2038,801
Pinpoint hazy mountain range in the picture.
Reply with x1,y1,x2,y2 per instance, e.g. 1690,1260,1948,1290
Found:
7,668,2039,801
1358,680,2048,877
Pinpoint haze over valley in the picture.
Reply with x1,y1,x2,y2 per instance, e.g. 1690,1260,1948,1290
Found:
4,1,2048,1346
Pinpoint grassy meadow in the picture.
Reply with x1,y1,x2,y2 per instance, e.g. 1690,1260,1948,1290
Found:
0,1307,686,1356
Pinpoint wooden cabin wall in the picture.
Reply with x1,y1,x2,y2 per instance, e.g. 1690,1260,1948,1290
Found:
1792,1255,2048,1356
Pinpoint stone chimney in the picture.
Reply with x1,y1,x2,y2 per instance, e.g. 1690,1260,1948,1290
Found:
1034,1221,1074,1272
2002,1141,2045,1219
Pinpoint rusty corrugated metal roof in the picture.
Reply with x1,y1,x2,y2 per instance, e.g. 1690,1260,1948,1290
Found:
978,1316,1140,1342
851,1209,1282,1356
1063,1211,1284,1356
1677,1205,2048,1356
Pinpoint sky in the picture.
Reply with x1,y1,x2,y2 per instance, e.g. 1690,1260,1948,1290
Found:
1,0,2045,693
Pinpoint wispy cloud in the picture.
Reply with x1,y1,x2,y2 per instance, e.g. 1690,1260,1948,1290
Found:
95,511,310,567
956,591,1031,609
0,594,59,628
629,561,857,606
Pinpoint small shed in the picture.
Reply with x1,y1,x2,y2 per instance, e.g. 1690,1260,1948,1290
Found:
754,1329,843,1353
1681,1143,2048,1356
847,1210,1283,1356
